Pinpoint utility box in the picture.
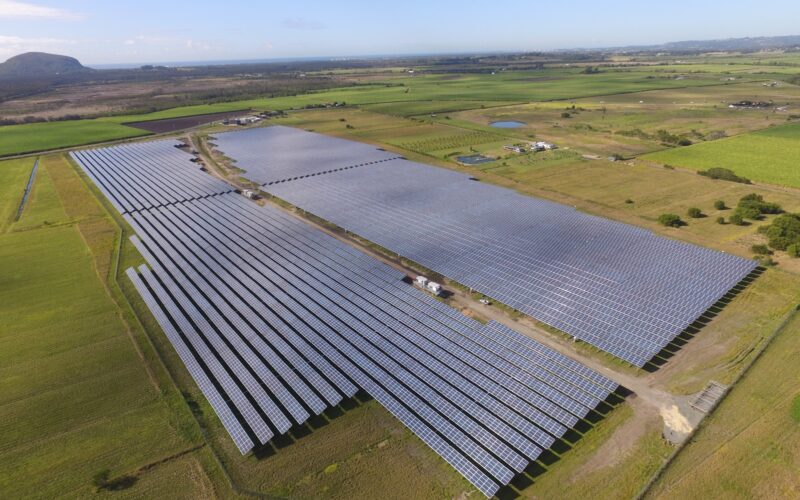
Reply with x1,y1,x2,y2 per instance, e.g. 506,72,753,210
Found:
426,281,442,296
415,276,429,287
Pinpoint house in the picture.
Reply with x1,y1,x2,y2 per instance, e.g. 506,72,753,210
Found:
415,276,429,288
531,141,557,152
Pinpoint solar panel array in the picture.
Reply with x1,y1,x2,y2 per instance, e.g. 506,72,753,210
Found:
72,140,619,497
210,125,402,185
71,140,233,213
217,127,759,367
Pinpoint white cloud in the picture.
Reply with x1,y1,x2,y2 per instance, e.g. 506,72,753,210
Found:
0,34,76,58
0,0,82,19
123,39,135,46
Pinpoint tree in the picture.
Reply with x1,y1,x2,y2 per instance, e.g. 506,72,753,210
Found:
787,243,800,258
687,207,703,218
658,213,683,227
729,213,745,225
762,213,800,251
737,193,783,219
714,200,726,210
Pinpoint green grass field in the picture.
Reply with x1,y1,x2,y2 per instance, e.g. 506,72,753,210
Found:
0,120,151,157
0,156,209,499
642,122,800,188
646,311,800,499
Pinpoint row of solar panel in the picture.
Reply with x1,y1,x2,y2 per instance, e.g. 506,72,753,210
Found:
125,197,620,496
218,127,760,367
71,141,232,213
210,125,402,185
72,140,620,497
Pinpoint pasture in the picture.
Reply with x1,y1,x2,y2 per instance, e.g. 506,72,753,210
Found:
643,122,800,188
646,311,800,499
448,80,800,157
0,66,769,157
0,155,209,498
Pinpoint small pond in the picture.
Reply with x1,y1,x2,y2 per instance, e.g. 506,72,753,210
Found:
456,154,494,165
490,120,526,128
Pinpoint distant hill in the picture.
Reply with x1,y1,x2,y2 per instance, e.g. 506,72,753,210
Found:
0,52,91,79
606,35,800,54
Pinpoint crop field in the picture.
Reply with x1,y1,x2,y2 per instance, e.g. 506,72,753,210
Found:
643,122,800,187
0,120,151,157
360,99,513,117
391,128,506,154
0,155,210,498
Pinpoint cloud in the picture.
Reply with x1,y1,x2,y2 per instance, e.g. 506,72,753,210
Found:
0,1,82,19
281,17,326,30
0,34,76,58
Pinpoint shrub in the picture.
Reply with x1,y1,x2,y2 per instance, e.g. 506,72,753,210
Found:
759,256,777,267
714,200,726,210
736,193,783,220
751,244,772,255
762,213,800,251
687,207,703,218
716,216,725,224
561,112,571,118
698,167,751,184
729,213,745,225
658,213,683,227
624,199,634,204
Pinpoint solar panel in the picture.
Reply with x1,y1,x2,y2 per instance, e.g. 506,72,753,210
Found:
214,127,760,367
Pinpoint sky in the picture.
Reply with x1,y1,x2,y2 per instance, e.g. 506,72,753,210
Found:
1,0,800,65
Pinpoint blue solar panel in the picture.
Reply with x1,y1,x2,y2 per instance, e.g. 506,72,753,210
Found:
211,127,760,367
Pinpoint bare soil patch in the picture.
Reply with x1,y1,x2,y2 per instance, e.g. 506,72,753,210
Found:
125,110,250,133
